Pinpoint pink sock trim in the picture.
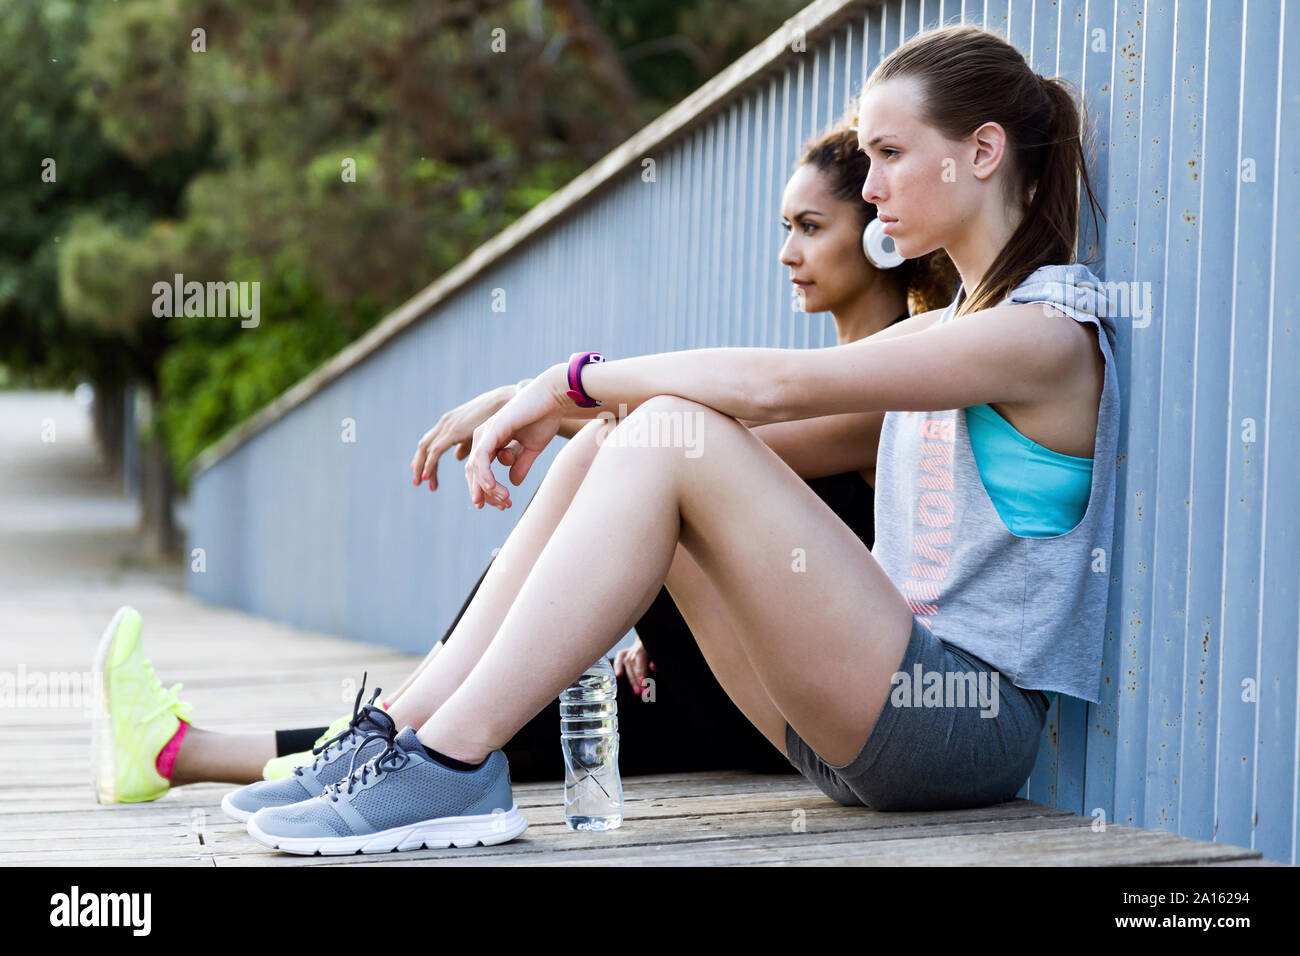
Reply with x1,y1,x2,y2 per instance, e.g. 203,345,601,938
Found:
155,720,189,780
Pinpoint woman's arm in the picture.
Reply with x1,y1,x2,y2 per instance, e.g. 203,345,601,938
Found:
732,309,946,429
465,303,1086,508
570,302,1082,424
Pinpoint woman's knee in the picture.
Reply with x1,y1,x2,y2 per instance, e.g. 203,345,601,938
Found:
630,394,736,424
601,395,739,465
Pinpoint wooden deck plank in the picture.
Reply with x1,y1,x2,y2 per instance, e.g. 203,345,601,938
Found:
208,822,1261,868
206,815,1092,867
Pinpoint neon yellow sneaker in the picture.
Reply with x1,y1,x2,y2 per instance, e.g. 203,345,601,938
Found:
93,606,194,804
260,693,390,781
261,713,352,781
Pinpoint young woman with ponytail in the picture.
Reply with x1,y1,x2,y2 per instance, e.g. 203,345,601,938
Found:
383,22,1115,823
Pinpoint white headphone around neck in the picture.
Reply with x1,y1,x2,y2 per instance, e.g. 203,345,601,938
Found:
862,216,905,269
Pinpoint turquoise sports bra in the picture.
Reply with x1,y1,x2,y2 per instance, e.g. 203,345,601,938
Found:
965,403,1093,709
965,403,1093,539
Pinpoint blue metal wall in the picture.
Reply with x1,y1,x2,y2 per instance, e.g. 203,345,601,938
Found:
189,0,1300,863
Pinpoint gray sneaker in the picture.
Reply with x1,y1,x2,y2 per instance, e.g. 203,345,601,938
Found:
246,726,527,855
220,688,395,822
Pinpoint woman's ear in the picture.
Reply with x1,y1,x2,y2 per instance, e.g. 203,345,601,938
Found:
968,121,1008,182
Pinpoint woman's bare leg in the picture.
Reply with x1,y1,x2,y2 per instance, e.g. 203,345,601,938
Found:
656,544,792,754
169,400,875,785
384,418,616,730
377,462,793,757
386,634,445,703
171,730,275,785
167,540,786,788
161,422,611,788
417,395,914,768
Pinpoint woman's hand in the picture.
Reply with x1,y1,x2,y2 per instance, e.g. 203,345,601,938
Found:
465,364,571,510
410,385,518,491
613,638,655,700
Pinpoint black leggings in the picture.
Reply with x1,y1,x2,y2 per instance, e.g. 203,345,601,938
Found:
278,471,877,783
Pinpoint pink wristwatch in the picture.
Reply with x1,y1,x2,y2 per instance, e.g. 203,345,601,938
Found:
566,352,606,407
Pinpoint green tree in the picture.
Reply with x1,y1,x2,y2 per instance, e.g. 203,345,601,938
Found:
1,0,218,558
4,0,808,561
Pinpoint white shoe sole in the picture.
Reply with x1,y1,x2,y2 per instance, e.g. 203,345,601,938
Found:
91,605,133,804
220,791,256,823
246,805,529,855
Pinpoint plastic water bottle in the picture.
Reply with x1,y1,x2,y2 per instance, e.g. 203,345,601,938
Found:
559,656,623,830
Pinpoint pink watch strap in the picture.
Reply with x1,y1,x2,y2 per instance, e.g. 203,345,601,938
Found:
566,352,605,407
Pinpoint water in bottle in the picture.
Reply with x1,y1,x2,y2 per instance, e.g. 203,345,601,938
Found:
559,656,623,831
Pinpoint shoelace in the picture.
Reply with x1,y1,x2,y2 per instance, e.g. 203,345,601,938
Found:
137,656,194,726
323,727,411,802
295,674,386,777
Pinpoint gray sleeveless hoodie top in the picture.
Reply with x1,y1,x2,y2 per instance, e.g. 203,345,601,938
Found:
870,263,1120,703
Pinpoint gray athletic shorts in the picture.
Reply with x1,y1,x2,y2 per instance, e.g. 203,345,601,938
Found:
784,616,1049,811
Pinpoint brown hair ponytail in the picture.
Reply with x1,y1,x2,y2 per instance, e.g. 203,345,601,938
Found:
865,25,1103,316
